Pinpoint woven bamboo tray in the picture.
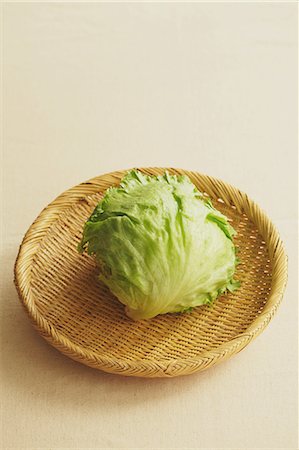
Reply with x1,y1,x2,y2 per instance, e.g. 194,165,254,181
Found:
14,168,287,377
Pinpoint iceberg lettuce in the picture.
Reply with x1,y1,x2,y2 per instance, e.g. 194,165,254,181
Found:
79,170,239,320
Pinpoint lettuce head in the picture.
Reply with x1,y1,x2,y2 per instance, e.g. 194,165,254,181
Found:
79,170,239,320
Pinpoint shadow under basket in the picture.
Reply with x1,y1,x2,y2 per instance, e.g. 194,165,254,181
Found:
14,168,288,377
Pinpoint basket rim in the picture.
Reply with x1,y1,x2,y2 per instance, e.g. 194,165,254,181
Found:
14,167,288,376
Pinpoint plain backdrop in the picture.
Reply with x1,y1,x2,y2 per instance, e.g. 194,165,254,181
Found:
1,2,298,449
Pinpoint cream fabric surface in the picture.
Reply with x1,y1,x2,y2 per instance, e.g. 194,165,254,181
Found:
1,3,298,449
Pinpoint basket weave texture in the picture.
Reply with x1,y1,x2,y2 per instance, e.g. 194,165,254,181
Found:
14,168,288,377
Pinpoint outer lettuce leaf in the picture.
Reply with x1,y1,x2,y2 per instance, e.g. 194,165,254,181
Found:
79,170,239,320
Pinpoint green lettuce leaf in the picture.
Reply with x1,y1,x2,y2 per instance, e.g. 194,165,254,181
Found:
79,170,240,320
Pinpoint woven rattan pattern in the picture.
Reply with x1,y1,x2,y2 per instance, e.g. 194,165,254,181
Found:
15,168,288,377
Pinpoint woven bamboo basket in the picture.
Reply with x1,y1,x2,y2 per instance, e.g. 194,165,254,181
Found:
14,168,288,377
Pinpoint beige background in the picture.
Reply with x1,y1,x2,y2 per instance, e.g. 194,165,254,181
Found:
1,3,298,449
